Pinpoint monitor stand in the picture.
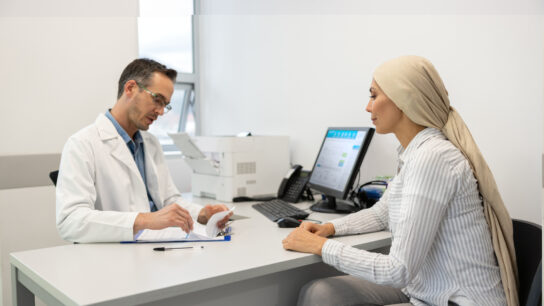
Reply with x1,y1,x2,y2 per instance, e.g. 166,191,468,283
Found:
310,195,359,214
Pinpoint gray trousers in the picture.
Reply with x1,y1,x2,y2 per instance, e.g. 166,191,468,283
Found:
297,275,411,306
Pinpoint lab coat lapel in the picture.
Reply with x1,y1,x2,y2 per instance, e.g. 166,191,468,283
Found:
142,132,161,207
95,114,146,184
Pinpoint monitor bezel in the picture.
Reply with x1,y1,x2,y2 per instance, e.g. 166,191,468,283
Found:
307,126,375,200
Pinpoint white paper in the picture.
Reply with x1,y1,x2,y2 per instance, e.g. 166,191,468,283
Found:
135,225,224,242
205,207,235,238
168,132,206,158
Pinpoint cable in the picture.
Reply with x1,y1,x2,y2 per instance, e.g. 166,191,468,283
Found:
347,171,362,207
304,218,322,224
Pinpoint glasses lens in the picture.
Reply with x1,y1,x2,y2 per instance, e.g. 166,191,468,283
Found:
153,96,170,113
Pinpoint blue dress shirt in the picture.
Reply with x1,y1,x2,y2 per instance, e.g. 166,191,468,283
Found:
105,110,157,212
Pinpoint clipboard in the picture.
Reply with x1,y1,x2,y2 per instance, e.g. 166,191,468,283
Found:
120,226,232,244
120,235,231,244
121,208,235,244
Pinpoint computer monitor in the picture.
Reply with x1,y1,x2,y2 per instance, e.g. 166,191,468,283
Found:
308,127,375,214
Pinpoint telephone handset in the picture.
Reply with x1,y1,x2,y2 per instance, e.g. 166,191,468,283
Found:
277,164,313,203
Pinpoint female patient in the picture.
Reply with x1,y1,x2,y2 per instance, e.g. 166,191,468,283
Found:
282,56,518,306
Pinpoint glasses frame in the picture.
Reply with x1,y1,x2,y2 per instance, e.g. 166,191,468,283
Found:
135,81,172,114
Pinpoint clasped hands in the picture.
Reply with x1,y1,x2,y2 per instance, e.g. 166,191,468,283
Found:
282,222,335,256
134,204,232,234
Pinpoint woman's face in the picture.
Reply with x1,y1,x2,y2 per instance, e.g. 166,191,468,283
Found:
366,79,403,134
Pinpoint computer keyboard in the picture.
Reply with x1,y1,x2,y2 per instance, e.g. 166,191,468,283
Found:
252,199,309,222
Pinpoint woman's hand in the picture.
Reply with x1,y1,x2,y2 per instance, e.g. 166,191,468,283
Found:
299,222,335,237
282,225,329,255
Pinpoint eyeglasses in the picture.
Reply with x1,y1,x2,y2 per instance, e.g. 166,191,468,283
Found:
135,81,172,114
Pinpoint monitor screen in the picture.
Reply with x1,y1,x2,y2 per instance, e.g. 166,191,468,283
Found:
308,127,374,213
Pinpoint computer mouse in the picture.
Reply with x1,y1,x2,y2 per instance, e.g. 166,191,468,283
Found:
276,217,302,228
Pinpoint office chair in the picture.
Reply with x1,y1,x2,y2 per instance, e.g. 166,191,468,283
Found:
49,170,59,186
512,219,542,306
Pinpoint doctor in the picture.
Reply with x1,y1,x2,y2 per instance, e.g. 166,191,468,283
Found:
56,58,231,243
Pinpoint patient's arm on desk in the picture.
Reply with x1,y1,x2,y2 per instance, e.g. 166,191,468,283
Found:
282,227,328,256
329,196,389,236
283,194,390,256
283,200,389,256
299,222,335,237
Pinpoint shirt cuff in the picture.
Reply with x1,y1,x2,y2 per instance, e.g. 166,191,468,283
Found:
321,239,345,267
124,212,140,241
329,218,350,236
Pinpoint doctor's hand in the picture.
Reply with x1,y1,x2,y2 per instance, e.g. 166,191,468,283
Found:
299,222,335,237
282,226,328,255
197,204,232,228
133,204,194,234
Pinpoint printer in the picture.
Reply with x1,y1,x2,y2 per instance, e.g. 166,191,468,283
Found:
169,133,290,202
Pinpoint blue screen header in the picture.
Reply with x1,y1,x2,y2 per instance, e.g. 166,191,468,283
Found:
327,130,357,139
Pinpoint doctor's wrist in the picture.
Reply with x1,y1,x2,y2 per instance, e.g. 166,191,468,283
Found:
133,212,150,234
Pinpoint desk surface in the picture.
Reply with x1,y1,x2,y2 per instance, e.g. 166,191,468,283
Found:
10,196,391,306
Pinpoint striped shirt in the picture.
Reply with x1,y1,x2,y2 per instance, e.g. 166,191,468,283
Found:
321,128,506,306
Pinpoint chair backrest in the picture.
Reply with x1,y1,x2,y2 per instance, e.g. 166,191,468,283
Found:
512,219,542,306
49,170,59,186
525,262,541,306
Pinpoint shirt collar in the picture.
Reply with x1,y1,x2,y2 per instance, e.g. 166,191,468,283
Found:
105,110,143,145
397,128,445,168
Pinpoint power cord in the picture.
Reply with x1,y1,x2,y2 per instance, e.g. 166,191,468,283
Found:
347,171,362,208
303,218,322,224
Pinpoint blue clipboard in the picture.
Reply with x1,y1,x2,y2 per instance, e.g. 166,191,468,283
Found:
120,235,231,244
120,226,232,244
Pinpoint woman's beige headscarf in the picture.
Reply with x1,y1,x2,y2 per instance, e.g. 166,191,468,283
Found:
373,55,518,306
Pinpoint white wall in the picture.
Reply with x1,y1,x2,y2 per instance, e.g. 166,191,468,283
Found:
199,5,543,225
199,0,543,15
0,18,138,155
0,1,139,305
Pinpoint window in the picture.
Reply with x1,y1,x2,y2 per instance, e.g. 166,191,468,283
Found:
138,0,199,150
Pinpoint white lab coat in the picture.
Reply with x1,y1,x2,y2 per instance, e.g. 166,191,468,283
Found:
56,113,202,243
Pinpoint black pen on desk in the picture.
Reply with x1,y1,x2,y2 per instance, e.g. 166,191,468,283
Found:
153,246,204,251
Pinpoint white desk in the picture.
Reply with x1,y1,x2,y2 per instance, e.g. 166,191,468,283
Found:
11,197,391,306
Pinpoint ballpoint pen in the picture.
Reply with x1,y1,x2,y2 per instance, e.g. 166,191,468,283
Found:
153,246,204,251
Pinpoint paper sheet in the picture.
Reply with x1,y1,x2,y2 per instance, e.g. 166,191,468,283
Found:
168,132,206,158
205,207,235,238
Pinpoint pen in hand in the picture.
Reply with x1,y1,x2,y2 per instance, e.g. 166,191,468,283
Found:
153,246,204,251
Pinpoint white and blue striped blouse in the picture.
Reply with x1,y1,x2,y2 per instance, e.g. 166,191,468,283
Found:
321,128,506,306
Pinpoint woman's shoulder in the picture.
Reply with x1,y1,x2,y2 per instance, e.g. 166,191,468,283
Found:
411,130,469,172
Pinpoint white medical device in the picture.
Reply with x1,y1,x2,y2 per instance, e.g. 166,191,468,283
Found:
169,133,290,202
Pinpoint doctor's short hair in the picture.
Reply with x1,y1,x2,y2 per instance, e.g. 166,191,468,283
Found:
117,58,177,99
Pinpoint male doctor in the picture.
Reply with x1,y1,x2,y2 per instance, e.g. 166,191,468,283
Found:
56,58,231,243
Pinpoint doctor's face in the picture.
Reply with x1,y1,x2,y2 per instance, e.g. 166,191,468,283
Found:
128,72,174,132
366,80,403,134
